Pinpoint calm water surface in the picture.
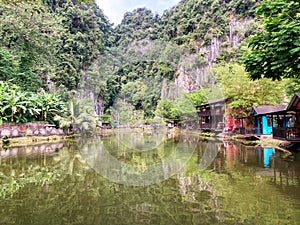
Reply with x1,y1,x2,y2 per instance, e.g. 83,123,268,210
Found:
0,129,299,225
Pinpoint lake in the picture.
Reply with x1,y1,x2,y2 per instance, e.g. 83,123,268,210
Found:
0,128,299,225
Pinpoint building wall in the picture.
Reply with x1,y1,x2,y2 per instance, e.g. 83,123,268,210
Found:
254,115,272,135
262,116,272,135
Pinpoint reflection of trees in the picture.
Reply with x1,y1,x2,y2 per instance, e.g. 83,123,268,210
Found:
0,138,300,225
0,139,230,225
0,142,70,198
0,168,224,225
193,140,300,224
77,133,198,186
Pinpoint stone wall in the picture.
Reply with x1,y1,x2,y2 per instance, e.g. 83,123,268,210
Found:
0,122,65,138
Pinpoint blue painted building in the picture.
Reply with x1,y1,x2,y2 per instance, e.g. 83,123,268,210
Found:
250,105,286,135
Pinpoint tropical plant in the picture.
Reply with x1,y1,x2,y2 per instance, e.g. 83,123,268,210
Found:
54,98,97,135
0,81,66,124
35,90,66,123
0,83,29,123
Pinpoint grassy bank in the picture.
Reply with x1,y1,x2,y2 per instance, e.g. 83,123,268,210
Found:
0,135,72,148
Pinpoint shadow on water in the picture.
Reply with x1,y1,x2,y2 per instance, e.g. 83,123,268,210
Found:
0,130,299,225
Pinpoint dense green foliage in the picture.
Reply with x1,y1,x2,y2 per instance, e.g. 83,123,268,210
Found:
87,41,185,119
0,2,61,91
50,0,107,89
0,0,111,91
212,63,285,117
0,81,65,124
243,0,300,80
0,0,298,127
160,0,259,51
114,8,161,47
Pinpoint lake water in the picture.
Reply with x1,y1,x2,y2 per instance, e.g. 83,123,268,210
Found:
0,129,299,225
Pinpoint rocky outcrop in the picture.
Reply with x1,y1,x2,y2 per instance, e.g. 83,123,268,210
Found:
175,15,253,93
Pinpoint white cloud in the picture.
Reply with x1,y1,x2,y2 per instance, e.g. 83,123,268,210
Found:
96,0,180,26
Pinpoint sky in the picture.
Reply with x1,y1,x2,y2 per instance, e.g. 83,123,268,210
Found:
96,0,181,26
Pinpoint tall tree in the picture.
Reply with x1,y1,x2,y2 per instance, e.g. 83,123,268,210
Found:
213,63,285,117
0,1,62,91
243,0,300,80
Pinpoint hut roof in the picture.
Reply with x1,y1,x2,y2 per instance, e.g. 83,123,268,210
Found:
286,93,300,111
196,98,228,108
251,105,286,116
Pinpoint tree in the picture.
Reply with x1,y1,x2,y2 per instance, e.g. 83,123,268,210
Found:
52,0,106,89
114,7,160,46
155,99,180,122
186,89,207,106
0,47,18,81
284,78,300,99
155,95,198,123
243,0,300,80
0,1,63,91
54,98,97,134
213,63,285,117
120,81,146,109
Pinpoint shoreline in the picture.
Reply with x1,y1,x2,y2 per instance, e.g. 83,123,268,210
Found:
1,128,298,153
0,135,73,148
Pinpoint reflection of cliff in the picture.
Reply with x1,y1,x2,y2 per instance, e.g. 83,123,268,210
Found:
177,173,223,222
114,129,167,151
79,137,184,186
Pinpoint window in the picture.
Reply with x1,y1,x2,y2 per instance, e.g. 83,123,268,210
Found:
267,116,272,126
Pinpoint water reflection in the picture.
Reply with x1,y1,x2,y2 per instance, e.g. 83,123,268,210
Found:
77,130,199,186
0,142,64,158
0,133,299,225
114,128,167,151
203,141,300,200
262,147,275,168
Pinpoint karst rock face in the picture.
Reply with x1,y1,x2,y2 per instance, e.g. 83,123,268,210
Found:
175,16,252,93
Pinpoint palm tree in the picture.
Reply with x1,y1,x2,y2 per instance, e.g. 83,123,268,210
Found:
54,98,97,135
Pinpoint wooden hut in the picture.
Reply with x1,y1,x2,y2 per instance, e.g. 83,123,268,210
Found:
270,93,300,141
250,105,286,135
196,98,228,132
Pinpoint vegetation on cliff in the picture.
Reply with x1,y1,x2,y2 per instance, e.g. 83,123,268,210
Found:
0,0,299,129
